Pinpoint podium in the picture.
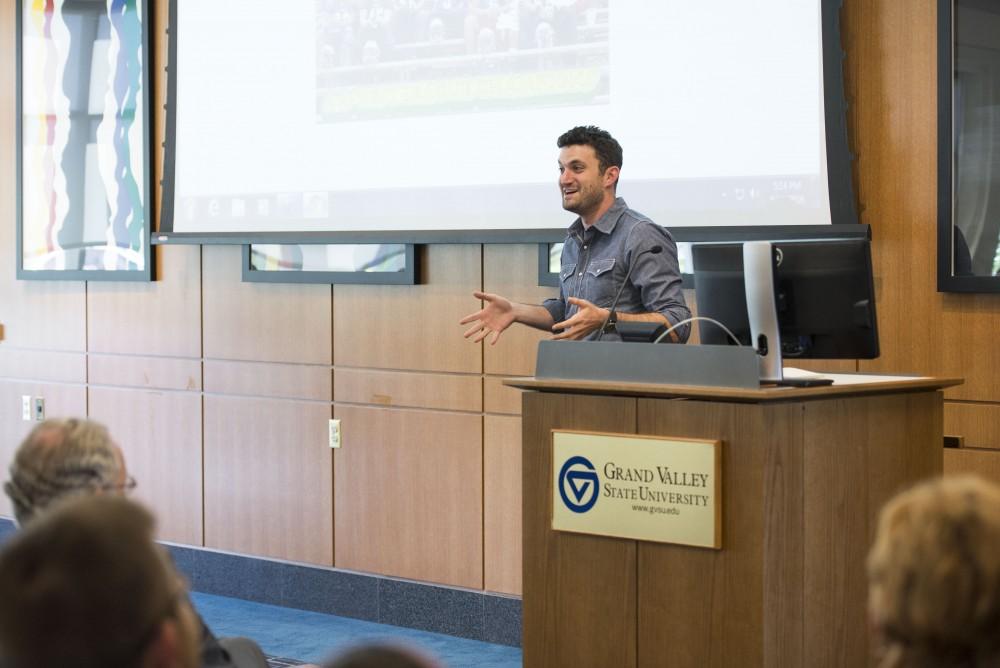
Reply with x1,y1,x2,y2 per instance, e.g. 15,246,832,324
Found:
505,371,960,668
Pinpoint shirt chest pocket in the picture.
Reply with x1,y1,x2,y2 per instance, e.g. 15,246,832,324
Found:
564,257,617,308
586,257,616,278
587,258,618,306
560,263,577,282
560,258,617,282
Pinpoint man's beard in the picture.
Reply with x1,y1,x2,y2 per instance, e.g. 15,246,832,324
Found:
562,184,603,215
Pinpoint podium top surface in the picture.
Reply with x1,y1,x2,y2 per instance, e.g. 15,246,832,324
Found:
503,374,963,403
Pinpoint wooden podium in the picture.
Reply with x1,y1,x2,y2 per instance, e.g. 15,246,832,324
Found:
505,374,960,668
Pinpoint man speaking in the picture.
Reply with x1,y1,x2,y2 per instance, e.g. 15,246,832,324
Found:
460,125,690,343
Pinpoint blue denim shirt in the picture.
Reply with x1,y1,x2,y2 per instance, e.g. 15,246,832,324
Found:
542,198,691,342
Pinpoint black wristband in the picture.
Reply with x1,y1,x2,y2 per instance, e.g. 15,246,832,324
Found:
604,309,618,332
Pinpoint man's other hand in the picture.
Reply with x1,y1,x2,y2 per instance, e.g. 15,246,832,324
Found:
552,297,609,341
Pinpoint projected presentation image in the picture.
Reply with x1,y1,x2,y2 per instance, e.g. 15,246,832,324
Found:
314,0,610,121
169,1,840,236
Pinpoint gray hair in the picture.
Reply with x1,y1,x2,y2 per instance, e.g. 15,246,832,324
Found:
4,418,122,525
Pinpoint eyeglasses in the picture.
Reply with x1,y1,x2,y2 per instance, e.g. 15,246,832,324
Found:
102,476,138,494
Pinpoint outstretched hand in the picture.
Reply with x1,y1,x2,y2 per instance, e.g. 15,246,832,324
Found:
552,297,609,340
460,292,517,345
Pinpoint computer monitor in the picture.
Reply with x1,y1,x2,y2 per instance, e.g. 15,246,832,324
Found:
691,239,879,377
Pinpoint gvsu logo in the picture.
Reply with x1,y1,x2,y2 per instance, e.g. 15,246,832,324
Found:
558,456,599,513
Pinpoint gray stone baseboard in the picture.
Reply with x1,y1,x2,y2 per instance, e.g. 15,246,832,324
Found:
165,543,522,647
0,519,520,647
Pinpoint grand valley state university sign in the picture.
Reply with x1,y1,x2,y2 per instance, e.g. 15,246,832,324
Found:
552,430,722,549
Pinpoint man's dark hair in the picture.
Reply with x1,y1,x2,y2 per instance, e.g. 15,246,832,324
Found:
556,125,624,174
0,496,181,668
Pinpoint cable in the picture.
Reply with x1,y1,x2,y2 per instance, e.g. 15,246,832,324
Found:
653,316,743,346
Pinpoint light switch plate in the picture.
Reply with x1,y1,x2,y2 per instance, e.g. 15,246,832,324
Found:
21,395,32,421
329,419,341,448
33,397,45,421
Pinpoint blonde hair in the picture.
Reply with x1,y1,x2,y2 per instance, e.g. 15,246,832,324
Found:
867,476,1000,668
4,418,122,525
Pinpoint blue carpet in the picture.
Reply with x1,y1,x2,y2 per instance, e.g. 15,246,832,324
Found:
190,592,522,668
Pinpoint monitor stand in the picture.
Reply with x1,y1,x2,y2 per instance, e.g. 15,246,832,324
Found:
743,242,834,388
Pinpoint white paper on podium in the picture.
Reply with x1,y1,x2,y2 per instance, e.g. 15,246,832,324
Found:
782,367,930,386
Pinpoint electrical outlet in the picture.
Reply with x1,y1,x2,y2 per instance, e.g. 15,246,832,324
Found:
329,419,341,448
33,398,44,421
21,395,32,421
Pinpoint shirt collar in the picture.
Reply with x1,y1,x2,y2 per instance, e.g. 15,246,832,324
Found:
569,197,628,238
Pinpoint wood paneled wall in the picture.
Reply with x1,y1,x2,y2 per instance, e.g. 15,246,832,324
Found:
2,0,999,598
841,0,1000,480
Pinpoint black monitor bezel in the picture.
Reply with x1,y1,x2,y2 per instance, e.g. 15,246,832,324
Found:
691,238,880,360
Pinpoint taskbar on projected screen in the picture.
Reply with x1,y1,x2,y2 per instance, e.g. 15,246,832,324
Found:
171,174,827,233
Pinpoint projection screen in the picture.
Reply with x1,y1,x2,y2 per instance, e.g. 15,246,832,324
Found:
160,0,857,242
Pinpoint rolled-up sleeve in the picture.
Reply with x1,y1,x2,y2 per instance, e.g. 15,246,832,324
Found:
627,223,692,342
542,295,565,325
541,238,576,325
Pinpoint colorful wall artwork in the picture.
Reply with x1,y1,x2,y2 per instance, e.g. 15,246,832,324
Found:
18,0,151,279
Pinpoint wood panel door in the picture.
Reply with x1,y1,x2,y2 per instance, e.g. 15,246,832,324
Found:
333,404,483,588
204,395,334,565
89,386,203,545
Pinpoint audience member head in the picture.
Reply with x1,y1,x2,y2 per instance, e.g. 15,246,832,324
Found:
867,476,1000,668
323,643,442,668
556,125,623,181
0,495,200,668
4,417,129,525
